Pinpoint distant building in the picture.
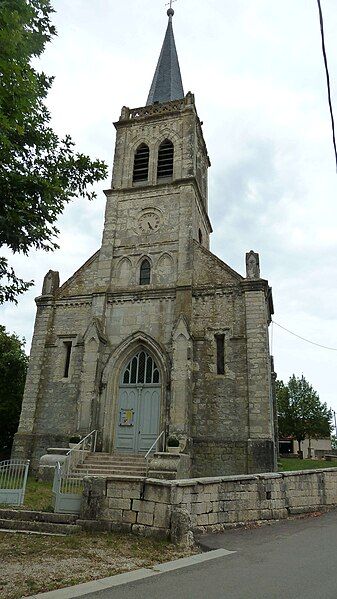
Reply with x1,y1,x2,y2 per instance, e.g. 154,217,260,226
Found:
279,437,331,459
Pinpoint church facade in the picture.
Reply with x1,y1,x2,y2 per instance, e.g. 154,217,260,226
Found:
13,9,276,476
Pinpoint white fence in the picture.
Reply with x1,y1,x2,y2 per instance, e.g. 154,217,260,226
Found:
53,430,97,515
0,459,30,506
53,462,84,514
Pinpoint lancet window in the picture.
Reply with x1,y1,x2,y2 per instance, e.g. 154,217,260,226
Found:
140,259,151,285
133,143,150,182
157,139,174,180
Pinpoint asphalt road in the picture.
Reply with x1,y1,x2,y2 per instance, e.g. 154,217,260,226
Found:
84,510,337,599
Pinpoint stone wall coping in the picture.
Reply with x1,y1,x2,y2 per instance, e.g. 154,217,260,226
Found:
46,447,69,455
84,468,337,489
255,473,283,480
281,468,337,477
85,475,146,483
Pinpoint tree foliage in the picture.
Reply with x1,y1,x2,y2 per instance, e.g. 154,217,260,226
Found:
277,374,332,451
0,326,28,456
0,0,108,303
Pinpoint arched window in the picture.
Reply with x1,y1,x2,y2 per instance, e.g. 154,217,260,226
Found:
140,259,151,285
122,350,160,385
133,144,149,183
157,139,174,180
198,229,203,244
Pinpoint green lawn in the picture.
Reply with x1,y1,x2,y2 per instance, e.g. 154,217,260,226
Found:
0,476,54,512
23,476,54,511
278,458,337,472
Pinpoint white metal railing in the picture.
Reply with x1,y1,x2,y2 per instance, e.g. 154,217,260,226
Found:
145,431,165,476
0,459,30,506
53,462,84,514
64,430,97,475
53,430,97,514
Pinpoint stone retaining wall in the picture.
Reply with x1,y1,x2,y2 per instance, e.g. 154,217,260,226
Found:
80,468,337,545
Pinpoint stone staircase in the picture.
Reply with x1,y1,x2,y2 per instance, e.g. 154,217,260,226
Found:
74,452,147,478
0,509,81,536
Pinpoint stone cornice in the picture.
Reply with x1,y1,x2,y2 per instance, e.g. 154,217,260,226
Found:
107,287,176,303
193,286,240,299
240,279,270,294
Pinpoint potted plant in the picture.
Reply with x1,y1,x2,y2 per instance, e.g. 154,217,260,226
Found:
69,434,82,449
167,437,180,454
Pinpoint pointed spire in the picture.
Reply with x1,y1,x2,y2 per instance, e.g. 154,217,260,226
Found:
146,8,184,106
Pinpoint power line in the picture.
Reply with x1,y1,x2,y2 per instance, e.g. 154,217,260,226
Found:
317,0,337,172
272,320,337,351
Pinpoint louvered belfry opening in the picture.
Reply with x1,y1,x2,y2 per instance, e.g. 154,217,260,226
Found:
140,259,151,285
157,139,174,180
133,144,150,183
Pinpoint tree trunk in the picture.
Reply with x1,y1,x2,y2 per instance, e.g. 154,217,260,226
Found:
297,438,303,459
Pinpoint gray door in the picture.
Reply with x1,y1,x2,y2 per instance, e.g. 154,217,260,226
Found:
115,350,161,453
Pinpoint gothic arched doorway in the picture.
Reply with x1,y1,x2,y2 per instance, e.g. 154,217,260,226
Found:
115,349,161,453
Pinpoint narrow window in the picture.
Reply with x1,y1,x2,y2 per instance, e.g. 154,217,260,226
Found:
140,259,151,285
215,334,225,375
133,143,149,183
157,139,174,180
63,341,72,378
198,229,203,244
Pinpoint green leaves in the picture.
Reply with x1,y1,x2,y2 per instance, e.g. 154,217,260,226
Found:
277,375,332,447
0,325,28,454
0,0,108,303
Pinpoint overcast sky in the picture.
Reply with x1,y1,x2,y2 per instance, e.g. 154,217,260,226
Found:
1,0,337,414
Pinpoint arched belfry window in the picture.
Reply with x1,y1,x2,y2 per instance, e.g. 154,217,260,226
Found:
122,350,160,385
140,259,151,285
133,143,149,183
157,139,174,180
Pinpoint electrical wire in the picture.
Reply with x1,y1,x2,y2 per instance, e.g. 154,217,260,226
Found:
272,320,337,351
317,0,337,172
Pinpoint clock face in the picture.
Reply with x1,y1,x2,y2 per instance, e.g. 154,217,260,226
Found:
138,211,161,233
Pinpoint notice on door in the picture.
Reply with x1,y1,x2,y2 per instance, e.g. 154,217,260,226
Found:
119,409,134,426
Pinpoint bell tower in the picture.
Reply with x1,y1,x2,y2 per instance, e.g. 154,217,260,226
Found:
96,8,212,292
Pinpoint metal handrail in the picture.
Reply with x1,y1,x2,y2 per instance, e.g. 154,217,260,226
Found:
64,430,97,475
145,430,165,477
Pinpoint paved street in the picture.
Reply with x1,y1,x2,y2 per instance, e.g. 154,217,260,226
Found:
84,510,337,599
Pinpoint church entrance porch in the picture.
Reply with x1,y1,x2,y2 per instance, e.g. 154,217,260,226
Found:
115,350,161,454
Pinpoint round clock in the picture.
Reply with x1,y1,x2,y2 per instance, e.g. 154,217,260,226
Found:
138,211,161,233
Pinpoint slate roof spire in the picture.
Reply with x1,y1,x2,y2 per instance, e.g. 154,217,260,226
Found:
146,8,184,106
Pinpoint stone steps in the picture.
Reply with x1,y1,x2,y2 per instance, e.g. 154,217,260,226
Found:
77,464,146,472
82,462,146,469
0,510,80,535
0,509,77,524
77,472,146,477
77,452,147,478
75,468,146,477
85,454,146,463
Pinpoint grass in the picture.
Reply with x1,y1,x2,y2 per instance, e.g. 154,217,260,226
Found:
0,530,197,599
23,476,54,511
0,477,54,512
0,478,197,598
279,458,336,471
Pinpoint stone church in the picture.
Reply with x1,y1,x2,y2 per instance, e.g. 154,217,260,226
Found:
13,9,276,477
